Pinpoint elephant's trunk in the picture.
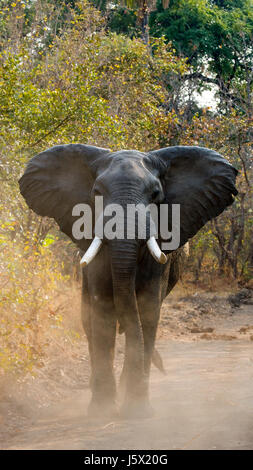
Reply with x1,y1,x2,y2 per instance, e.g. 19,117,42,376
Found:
110,239,146,399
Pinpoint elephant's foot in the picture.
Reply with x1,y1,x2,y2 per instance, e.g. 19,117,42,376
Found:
87,398,118,420
120,398,154,419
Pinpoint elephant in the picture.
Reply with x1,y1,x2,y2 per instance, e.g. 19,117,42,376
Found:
19,144,237,418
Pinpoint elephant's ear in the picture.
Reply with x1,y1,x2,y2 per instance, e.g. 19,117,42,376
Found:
19,144,111,248
148,146,238,249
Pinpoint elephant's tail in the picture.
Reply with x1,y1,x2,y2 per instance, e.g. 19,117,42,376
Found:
118,321,166,375
152,348,167,375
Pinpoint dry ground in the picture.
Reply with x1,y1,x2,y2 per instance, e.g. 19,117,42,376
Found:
0,284,253,450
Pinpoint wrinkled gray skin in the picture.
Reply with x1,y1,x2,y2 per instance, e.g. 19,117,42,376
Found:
19,145,238,418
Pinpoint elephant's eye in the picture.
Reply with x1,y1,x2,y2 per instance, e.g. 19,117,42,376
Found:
151,189,160,201
93,188,101,197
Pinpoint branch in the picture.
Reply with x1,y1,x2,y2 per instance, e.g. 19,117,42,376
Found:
22,114,73,151
238,133,251,188
184,72,248,106
184,72,219,86
212,219,234,266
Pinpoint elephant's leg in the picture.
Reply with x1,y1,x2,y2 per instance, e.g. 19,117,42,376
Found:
119,302,159,402
88,298,117,417
140,304,160,378
119,307,158,418
132,293,160,413
119,347,127,397
81,272,94,388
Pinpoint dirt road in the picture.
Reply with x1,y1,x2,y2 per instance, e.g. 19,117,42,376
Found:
1,339,253,450
1,292,253,450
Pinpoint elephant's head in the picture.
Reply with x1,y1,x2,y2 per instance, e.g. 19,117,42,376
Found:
19,144,237,384
19,143,238,264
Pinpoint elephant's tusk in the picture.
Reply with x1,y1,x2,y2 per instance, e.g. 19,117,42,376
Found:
183,242,190,257
80,236,102,267
147,236,167,264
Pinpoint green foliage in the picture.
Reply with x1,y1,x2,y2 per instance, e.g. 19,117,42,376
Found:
107,7,138,37
150,0,253,67
150,0,253,111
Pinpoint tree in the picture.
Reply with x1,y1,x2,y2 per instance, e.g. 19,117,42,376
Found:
150,0,253,113
94,0,170,43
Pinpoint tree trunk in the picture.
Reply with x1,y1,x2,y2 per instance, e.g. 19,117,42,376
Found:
138,0,149,45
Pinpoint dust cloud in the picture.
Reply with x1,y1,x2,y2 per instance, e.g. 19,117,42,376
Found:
1,295,253,450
